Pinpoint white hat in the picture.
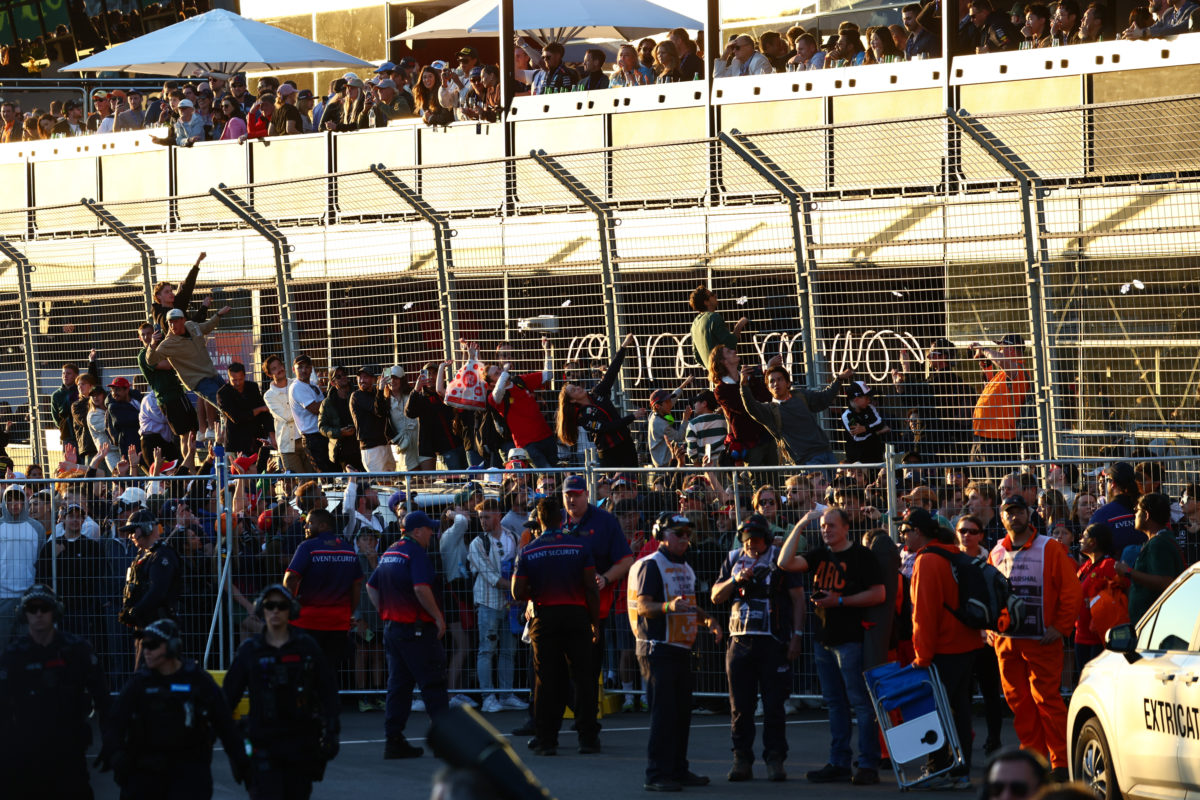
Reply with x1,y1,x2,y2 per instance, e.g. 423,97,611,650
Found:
388,365,405,379
177,98,194,109
166,308,185,320
345,75,365,89
119,487,147,507
431,60,448,70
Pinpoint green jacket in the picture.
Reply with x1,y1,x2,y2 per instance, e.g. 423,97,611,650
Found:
691,311,738,369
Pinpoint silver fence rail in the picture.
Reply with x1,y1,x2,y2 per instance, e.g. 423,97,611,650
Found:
10,452,1199,701
0,93,1198,475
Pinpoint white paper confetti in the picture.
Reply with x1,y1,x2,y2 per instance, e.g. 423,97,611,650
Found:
735,295,749,306
561,299,571,307
402,302,414,310
1119,283,1131,295
891,290,904,298
1132,279,1145,290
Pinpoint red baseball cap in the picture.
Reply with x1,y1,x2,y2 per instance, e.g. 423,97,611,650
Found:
107,376,131,389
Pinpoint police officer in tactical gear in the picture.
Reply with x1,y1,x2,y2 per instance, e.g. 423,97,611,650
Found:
0,584,111,800
118,508,183,666
98,618,250,799
223,584,341,799
710,513,806,783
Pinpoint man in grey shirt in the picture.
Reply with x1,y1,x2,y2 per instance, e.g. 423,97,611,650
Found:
738,356,853,466
114,89,147,131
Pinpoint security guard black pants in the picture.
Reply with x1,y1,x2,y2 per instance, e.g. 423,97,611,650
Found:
247,752,314,800
530,605,598,746
726,634,789,761
639,645,694,784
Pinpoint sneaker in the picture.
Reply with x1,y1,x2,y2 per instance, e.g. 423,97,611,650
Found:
691,705,715,716
411,697,426,712
784,697,803,715
851,768,880,786
766,760,787,782
482,695,503,713
922,774,972,791
384,737,424,759
374,698,388,711
204,429,216,441
358,699,375,713
643,780,682,792
677,772,710,787
806,763,852,783
450,694,479,708
501,695,529,711
754,699,764,718
622,699,636,713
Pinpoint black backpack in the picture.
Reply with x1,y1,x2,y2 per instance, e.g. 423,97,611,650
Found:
924,547,1025,633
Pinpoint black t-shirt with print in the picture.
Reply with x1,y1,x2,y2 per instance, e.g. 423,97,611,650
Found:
805,542,885,645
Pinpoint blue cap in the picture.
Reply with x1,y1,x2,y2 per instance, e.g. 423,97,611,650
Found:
375,61,395,73
388,490,405,511
403,510,439,533
563,475,587,494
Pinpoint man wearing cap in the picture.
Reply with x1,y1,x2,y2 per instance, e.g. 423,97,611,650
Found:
137,321,199,443
513,497,601,756
223,584,341,798
384,365,421,471
350,365,396,474
778,508,884,785
903,510,980,788
1088,460,1146,555
630,512,722,791
969,335,1030,471
105,376,143,464
0,485,43,639
360,78,412,127
713,514,807,783
99,618,250,796
319,365,365,471
987,493,1081,779
35,502,106,637
87,90,113,134
0,585,111,799
52,98,86,137
289,354,335,474
147,301,232,417
50,349,99,455
323,74,366,132
118,508,183,665
114,88,146,131
167,97,206,146
367,509,449,759
296,88,316,132
216,361,272,461
562,475,634,701
285,508,361,670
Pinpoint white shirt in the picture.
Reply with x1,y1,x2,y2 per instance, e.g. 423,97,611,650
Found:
265,383,298,454
288,378,323,435
0,514,42,598
714,51,775,78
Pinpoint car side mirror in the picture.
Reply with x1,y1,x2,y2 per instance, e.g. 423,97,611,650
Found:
1105,622,1140,663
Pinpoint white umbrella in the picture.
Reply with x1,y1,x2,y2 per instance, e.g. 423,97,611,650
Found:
392,0,703,43
61,8,373,76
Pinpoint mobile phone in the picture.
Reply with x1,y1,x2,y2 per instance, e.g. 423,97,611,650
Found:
810,590,828,601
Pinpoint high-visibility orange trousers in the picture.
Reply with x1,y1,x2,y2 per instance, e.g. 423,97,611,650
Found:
994,636,1068,768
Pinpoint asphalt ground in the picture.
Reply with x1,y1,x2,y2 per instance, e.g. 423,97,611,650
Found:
87,701,1007,799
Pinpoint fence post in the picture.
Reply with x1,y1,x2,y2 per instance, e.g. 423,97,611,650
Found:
82,199,159,318
528,149,626,397
884,445,900,543
208,184,297,371
946,109,1057,462
368,164,457,363
717,130,822,390
0,239,47,470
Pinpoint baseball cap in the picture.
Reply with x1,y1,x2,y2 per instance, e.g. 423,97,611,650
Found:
399,57,417,68
928,337,955,356
902,486,937,504
92,90,109,99
563,475,587,494
277,83,296,97
119,508,158,535
847,380,873,398
611,473,634,489
737,513,771,540
431,60,448,70
231,454,259,474
375,61,396,73
402,510,439,533
900,507,938,536
458,46,478,58
1000,494,1028,510
119,486,148,507
166,308,185,320
377,78,397,90
298,89,313,100
994,333,1023,347
345,75,365,89
177,98,194,108
293,353,313,364
110,88,127,99
649,389,672,406
388,365,405,379
387,490,406,512
469,66,483,79
107,376,132,389
63,99,81,111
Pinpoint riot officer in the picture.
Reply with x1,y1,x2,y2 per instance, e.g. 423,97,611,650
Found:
98,618,250,799
0,584,110,800
118,508,183,666
223,584,341,800
710,514,806,783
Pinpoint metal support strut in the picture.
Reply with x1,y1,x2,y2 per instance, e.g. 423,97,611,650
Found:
0,239,48,470
83,199,160,318
208,184,297,370
369,164,458,363
947,109,1057,461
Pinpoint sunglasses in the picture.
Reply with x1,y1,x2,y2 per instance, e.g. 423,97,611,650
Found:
141,637,167,650
25,603,54,614
260,600,290,612
957,527,983,535
988,781,1031,798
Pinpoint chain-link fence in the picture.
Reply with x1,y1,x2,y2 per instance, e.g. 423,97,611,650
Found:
3,94,1199,476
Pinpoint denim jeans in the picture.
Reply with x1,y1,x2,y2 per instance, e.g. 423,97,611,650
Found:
476,604,515,693
191,375,226,410
813,640,880,769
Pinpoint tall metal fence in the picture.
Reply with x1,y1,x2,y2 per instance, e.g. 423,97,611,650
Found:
2,93,1199,470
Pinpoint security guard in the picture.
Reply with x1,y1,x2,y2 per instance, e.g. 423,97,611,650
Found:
98,618,250,799
367,509,449,760
512,497,601,757
628,512,723,792
710,514,805,783
0,584,110,800
118,508,183,667
223,584,341,800
284,506,361,670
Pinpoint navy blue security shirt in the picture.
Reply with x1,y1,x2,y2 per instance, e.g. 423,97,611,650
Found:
1089,495,1147,556
566,504,631,617
514,529,594,609
286,532,360,631
368,537,437,624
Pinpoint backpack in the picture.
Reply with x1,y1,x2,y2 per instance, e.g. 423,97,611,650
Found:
924,547,1025,632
